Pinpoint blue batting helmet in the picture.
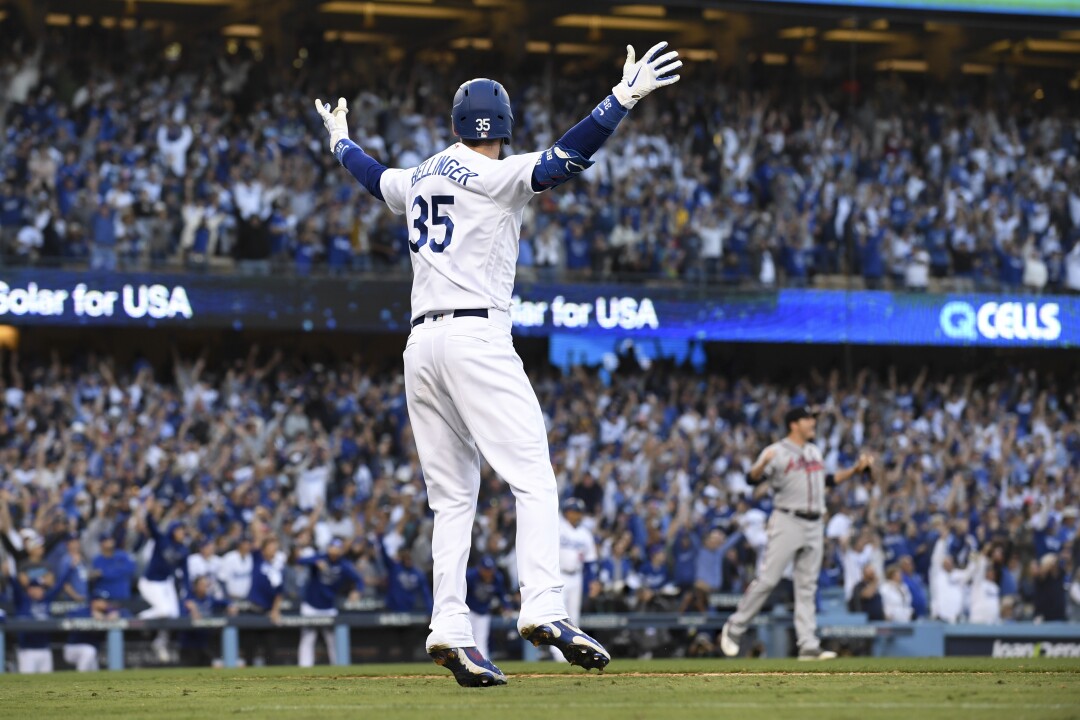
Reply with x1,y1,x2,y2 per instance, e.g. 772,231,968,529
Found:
451,78,513,142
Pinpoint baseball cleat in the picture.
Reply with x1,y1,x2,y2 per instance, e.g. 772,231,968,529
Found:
719,622,740,657
520,619,611,672
797,648,838,661
428,646,507,687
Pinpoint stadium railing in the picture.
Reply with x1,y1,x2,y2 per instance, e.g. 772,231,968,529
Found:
2,612,1078,671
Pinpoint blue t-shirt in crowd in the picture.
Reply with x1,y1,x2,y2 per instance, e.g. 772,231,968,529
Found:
299,553,364,611
143,515,189,582
464,566,509,616
10,579,63,649
247,550,284,611
93,551,137,600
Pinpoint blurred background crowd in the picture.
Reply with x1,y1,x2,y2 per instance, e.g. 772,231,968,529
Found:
2,30,1080,291
1,345,1078,666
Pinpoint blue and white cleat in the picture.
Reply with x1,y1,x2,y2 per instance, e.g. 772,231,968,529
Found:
428,646,508,688
520,619,611,672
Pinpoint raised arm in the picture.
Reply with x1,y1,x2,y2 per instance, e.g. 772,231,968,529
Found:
747,446,777,485
314,98,388,202
531,42,682,192
828,453,875,488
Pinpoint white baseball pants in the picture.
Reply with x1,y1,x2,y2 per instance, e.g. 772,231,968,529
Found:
138,577,180,662
18,648,53,673
137,577,180,618
468,611,492,658
297,602,337,667
64,644,100,671
404,309,567,651
562,571,584,626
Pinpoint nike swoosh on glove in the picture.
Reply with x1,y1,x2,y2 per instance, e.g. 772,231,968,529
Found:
612,42,682,110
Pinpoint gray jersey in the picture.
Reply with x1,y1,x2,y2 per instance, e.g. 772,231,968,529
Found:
756,439,826,515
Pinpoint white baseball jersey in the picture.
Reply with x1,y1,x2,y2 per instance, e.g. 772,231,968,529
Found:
559,518,597,575
379,143,542,319
218,550,254,600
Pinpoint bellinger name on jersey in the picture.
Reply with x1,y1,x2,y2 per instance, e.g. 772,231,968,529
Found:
410,153,479,187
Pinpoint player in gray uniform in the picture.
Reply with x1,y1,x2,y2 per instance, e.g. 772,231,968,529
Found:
720,406,873,660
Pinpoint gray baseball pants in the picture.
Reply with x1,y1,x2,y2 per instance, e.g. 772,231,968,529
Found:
726,509,823,652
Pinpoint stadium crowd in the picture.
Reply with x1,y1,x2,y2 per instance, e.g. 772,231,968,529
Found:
1,32,1080,290
0,345,1078,670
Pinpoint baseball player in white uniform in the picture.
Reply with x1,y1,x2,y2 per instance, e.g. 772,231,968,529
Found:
558,498,599,628
317,42,682,686
720,407,873,660
555,498,599,661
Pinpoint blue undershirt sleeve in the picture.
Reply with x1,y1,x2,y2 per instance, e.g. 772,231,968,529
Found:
334,139,387,202
530,95,628,192
556,95,628,159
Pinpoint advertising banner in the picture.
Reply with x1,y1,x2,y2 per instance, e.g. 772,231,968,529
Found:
0,271,1076,348
945,636,1080,657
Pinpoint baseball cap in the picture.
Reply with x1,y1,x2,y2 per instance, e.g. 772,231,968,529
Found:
784,406,816,427
91,587,112,601
329,538,345,550
479,556,496,570
20,529,44,550
562,498,586,514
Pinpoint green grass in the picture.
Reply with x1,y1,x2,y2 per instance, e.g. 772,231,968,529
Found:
2,659,1079,720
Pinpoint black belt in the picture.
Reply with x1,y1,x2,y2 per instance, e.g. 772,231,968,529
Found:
411,308,488,328
778,508,822,521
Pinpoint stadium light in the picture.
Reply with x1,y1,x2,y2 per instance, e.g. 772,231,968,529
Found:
553,14,690,31
222,24,262,37
683,49,719,61
97,16,137,29
525,41,605,55
0,324,17,350
450,37,494,49
779,27,817,39
702,9,726,20
1024,39,1080,53
874,59,928,72
319,2,474,20
106,0,232,4
611,5,668,17
961,63,994,74
323,30,392,43
824,29,909,43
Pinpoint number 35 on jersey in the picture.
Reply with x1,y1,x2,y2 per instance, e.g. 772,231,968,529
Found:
410,195,455,253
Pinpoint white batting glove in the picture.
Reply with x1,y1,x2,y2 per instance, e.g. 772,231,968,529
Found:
314,97,350,151
612,41,682,110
